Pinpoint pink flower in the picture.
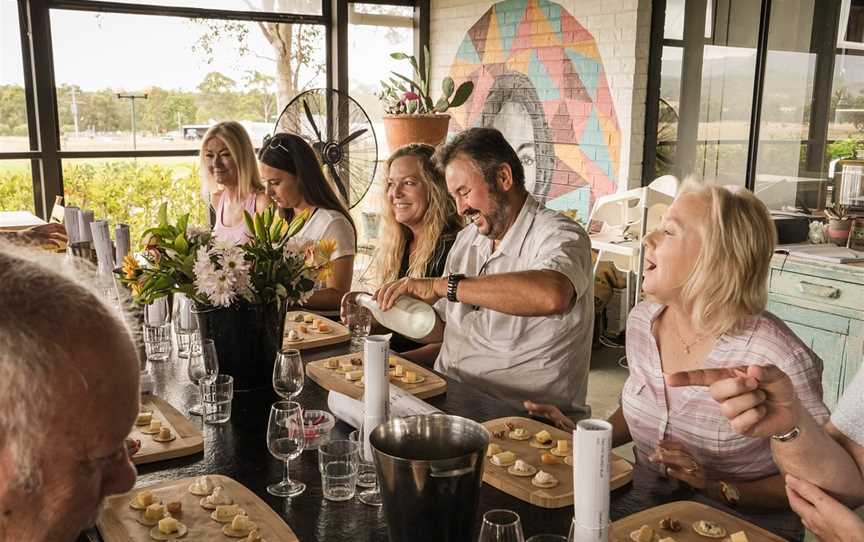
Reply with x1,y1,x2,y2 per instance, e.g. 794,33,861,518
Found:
402,91,420,102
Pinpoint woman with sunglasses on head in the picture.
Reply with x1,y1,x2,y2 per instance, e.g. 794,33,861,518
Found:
259,132,356,313
200,121,270,245
340,143,462,363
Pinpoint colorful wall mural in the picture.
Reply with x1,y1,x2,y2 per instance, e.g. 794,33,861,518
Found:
447,0,621,222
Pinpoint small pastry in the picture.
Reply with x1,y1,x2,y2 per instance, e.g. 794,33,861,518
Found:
223,514,257,538
658,516,681,532
531,470,559,488
303,314,314,323
166,501,182,515
692,520,726,539
659,538,679,542
345,369,363,381
310,318,320,330
490,450,517,467
317,323,331,333
354,377,365,388
391,365,405,378
401,371,425,384
530,430,554,448
200,486,232,510
630,525,655,542
244,529,265,542
149,517,188,541
508,427,530,441
130,489,156,510
137,503,167,526
211,504,244,523
297,324,308,334
188,476,213,496
729,532,749,542
337,358,355,373
486,443,503,458
135,411,153,426
388,356,398,367
551,439,570,457
508,459,537,477
153,426,175,443
350,357,363,366
286,329,301,342
293,313,305,322
324,358,339,369
540,452,558,465
563,455,572,466
141,419,162,435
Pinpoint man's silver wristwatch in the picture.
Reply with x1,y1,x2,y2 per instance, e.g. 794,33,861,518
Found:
771,426,801,443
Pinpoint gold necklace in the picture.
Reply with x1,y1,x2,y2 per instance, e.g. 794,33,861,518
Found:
672,313,707,354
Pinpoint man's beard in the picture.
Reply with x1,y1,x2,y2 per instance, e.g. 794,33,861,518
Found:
466,186,511,240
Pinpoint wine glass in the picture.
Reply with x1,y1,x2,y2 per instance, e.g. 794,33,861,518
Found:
273,349,304,399
187,338,219,416
266,400,306,497
479,509,525,542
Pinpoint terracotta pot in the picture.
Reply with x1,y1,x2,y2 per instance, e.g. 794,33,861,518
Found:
383,114,451,151
827,218,852,246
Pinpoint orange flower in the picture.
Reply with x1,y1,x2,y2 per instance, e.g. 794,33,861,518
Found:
122,254,139,279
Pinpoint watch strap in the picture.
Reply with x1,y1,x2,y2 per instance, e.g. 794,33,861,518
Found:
447,274,465,302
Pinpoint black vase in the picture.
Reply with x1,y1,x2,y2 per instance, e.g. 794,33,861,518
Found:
193,300,287,392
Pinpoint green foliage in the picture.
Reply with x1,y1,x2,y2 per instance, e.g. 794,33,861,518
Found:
0,160,208,245
827,138,859,161
378,46,474,115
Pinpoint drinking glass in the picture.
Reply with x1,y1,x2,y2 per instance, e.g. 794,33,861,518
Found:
317,440,359,501
201,374,233,424
348,425,382,506
187,339,219,416
479,509,525,542
266,400,306,497
173,293,199,359
273,349,304,400
348,427,377,488
143,323,172,362
346,299,372,351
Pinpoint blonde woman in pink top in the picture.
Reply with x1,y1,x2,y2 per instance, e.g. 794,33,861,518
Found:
527,184,828,511
199,121,270,245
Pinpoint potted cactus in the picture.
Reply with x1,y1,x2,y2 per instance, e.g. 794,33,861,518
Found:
378,46,474,151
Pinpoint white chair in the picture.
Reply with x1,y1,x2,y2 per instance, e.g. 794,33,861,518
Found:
588,175,678,318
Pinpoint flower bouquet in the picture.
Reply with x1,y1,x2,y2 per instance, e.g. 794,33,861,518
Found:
119,203,334,389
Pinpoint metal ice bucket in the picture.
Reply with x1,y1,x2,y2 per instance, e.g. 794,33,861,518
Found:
370,414,490,542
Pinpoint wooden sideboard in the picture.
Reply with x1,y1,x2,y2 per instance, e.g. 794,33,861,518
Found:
768,255,864,410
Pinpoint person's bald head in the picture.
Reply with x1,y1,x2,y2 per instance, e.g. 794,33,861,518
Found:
0,244,139,542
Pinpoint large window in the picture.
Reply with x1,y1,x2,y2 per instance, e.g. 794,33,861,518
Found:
645,0,846,212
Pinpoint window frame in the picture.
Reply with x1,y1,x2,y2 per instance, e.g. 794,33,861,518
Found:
4,0,428,219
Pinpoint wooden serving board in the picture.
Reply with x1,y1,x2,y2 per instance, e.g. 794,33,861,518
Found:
611,501,785,541
129,395,203,466
97,474,299,542
481,416,633,509
283,311,350,350
307,352,447,400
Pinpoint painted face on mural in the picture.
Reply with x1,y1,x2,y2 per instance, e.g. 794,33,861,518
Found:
445,153,512,240
492,101,537,196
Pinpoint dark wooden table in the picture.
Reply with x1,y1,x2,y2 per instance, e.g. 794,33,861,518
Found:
83,343,802,541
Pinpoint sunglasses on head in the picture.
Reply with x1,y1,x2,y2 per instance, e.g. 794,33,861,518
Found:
260,134,292,157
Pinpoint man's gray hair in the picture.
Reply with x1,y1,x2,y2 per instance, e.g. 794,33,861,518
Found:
0,243,132,491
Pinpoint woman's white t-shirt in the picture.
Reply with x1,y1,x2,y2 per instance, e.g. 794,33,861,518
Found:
295,208,356,260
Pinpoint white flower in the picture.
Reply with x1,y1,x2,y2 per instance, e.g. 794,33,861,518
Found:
212,237,236,253
193,246,215,278
196,269,237,307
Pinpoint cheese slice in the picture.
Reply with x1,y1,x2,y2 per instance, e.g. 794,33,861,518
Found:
486,443,502,457
135,490,155,507
231,514,253,531
345,369,363,381
491,451,516,466
730,532,749,542
392,365,404,377
158,517,179,534
144,503,166,521
555,439,569,453
215,504,241,521
147,420,162,432
404,370,418,383
534,430,552,444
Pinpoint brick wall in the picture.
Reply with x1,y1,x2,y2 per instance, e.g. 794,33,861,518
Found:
431,0,652,221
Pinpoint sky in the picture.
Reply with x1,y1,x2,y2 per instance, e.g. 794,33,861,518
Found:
1,1,407,93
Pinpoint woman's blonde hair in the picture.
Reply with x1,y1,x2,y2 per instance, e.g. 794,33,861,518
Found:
677,182,776,337
377,144,462,285
199,121,263,203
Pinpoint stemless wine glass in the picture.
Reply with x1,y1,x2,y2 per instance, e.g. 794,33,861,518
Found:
266,400,306,497
273,349,304,400
187,338,219,416
479,509,525,542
